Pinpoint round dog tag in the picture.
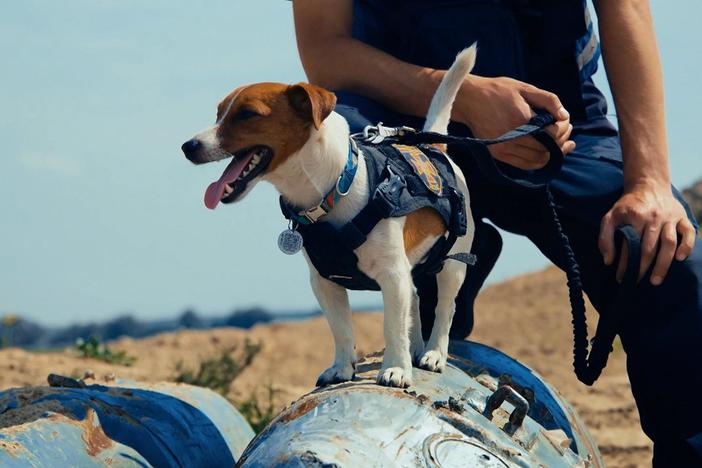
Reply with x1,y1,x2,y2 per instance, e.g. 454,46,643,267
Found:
278,229,303,255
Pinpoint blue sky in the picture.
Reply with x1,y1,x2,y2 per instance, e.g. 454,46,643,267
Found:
1,1,700,325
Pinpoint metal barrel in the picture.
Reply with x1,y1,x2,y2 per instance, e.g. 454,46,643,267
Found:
0,378,254,467
239,340,604,468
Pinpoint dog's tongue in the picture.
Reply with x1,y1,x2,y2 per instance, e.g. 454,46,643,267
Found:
204,155,252,210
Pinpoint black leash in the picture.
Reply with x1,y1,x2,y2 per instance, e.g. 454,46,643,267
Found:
575,225,641,385
381,110,638,385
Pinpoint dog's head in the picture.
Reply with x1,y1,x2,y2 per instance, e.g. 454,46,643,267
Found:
182,82,336,209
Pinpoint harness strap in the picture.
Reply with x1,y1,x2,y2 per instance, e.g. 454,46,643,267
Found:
339,165,407,250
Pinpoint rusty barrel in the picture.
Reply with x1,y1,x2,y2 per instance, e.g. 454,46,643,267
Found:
239,341,604,467
0,378,254,467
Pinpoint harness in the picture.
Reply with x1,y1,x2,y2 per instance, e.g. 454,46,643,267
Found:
280,134,470,291
281,111,634,386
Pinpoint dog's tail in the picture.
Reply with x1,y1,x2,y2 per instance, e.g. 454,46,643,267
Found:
423,44,477,134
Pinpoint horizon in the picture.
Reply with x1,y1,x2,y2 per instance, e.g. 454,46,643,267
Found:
2,0,700,326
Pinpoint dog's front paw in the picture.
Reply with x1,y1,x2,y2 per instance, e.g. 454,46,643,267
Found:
377,367,412,388
316,364,355,387
418,350,447,373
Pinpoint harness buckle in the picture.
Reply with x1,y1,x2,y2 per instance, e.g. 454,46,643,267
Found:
374,167,406,216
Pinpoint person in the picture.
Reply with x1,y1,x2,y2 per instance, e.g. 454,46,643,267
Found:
291,0,702,465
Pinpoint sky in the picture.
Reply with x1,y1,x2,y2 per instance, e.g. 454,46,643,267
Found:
1,0,700,325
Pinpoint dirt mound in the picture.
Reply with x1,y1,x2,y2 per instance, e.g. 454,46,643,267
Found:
0,267,651,467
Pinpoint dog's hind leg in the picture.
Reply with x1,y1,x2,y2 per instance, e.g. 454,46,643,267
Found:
409,289,425,365
309,266,356,386
419,258,467,373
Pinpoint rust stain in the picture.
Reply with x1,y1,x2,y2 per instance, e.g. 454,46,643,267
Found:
279,396,322,423
81,409,114,457
0,440,27,458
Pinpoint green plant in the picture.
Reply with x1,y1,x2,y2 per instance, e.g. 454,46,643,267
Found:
75,336,136,366
235,381,278,433
1,314,18,348
175,339,261,396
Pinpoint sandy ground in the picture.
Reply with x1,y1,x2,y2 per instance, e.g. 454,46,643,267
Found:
0,267,651,467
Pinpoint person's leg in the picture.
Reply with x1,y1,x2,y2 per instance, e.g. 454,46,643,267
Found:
334,91,503,340
477,132,702,466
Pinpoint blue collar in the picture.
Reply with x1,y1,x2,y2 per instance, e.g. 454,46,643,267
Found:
285,139,359,225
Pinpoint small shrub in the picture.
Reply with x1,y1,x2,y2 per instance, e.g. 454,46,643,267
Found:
175,339,261,396
235,382,278,433
75,336,136,366
1,314,18,348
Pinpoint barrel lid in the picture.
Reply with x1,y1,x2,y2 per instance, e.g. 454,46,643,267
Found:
423,434,509,468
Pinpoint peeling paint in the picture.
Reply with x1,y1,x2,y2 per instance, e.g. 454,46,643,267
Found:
80,410,114,457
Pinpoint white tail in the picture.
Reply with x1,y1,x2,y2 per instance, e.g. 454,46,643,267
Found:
423,45,477,134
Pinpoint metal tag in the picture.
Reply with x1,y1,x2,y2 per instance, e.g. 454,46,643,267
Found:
278,228,303,255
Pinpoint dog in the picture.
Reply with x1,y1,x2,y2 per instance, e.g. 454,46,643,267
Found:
182,46,477,388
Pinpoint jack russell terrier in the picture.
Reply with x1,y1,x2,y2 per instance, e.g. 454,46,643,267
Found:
182,47,477,388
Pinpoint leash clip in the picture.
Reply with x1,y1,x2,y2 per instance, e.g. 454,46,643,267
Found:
361,123,417,144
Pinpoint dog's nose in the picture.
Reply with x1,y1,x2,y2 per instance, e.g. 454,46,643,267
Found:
181,139,202,162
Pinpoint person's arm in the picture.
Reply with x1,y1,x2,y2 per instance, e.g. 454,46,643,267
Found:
595,0,696,284
292,0,574,170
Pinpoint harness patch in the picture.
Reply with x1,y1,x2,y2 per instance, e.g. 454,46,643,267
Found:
392,144,443,196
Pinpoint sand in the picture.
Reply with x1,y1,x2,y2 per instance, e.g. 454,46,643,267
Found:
0,267,651,467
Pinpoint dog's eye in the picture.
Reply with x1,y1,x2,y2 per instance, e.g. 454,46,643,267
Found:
235,109,259,121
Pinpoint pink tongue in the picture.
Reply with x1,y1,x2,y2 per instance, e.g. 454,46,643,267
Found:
204,155,253,210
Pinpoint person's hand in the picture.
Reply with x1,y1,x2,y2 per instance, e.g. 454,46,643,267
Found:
455,75,575,169
599,182,696,285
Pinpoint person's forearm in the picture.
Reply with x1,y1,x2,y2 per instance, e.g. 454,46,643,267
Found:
297,37,445,119
292,0,445,119
292,0,575,167
596,0,670,190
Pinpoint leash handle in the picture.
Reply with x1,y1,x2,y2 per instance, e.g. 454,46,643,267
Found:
613,225,642,290
480,110,556,146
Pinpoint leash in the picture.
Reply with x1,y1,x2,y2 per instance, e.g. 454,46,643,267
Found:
372,110,637,385
573,225,641,385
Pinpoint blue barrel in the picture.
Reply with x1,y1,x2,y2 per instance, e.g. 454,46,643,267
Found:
0,377,254,467
239,340,604,467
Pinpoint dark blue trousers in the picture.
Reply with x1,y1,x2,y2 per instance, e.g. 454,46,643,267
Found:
336,92,702,466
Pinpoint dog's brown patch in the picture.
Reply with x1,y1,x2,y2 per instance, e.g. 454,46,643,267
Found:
403,207,446,254
215,82,336,173
430,143,447,153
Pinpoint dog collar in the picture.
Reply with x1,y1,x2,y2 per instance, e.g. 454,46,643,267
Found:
285,139,359,225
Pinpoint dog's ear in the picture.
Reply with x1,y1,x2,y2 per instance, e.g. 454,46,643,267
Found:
287,83,337,130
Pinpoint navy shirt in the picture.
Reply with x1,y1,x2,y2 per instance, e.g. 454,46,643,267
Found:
349,0,615,133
